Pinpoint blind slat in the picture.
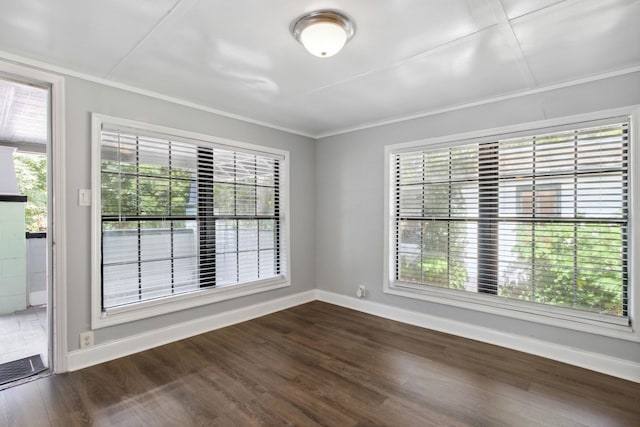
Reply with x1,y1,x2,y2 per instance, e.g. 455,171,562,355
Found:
100,126,284,310
393,121,629,320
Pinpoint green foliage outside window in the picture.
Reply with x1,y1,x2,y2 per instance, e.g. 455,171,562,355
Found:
503,223,623,316
101,158,194,230
13,152,47,232
101,158,277,231
397,147,473,290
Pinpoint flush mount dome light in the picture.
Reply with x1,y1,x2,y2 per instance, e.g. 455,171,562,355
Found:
292,10,355,58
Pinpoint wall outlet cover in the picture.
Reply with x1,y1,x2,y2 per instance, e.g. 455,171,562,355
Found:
79,331,94,348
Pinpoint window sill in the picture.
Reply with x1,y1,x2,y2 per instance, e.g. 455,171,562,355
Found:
385,281,638,342
92,277,290,329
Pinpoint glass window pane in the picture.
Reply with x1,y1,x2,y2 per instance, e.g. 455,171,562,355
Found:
103,224,139,265
213,183,235,215
451,183,478,218
259,249,276,277
398,220,422,283
216,251,237,286
216,220,237,253
236,184,256,216
576,224,624,316
256,158,276,186
422,221,449,287
235,152,257,185
140,260,172,300
238,251,258,282
103,263,139,308
257,187,275,215
213,150,236,183
259,220,275,250
423,184,449,217
239,220,258,251
174,257,199,292
451,145,478,181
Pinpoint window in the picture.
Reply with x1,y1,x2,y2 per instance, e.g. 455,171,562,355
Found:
387,116,632,332
91,115,289,327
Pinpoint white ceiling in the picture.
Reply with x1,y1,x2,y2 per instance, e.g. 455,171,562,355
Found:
0,0,638,137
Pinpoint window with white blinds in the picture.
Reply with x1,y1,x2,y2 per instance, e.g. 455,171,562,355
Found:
98,122,286,311
392,120,629,322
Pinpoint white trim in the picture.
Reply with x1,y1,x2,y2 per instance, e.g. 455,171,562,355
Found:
51,71,67,374
94,113,290,159
96,280,291,329
91,114,292,329
68,290,316,372
0,60,68,373
383,106,640,342
316,290,640,383
386,106,639,152
386,284,635,339
316,65,640,139
630,106,640,346
0,50,315,139
67,288,640,382
2,50,639,142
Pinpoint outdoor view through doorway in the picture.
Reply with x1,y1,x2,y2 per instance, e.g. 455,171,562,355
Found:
0,75,50,387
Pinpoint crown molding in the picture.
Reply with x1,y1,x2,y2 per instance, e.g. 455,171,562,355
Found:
0,50,315,139
2,49,639,142
315,64,640,139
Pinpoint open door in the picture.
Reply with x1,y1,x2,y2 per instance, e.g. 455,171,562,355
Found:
0,75,50,387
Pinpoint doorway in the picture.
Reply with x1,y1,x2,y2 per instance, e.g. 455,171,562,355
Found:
0,75,50,387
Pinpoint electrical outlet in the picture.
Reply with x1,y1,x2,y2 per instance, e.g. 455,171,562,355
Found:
357,285,366,298
80,331,94,348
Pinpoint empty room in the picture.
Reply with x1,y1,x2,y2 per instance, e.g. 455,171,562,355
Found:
0,0,639,425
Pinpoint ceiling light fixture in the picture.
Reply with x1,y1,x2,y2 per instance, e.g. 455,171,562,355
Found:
292,10,356,58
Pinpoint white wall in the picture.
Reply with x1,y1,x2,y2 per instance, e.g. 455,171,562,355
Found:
64,76,316,351
316,71,640,364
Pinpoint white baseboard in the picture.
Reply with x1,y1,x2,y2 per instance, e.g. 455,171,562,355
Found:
29,290,47,306
66,288,640,383
316,290,640,383
66,290,316,372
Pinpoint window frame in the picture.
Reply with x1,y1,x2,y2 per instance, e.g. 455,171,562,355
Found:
384,106,640,342
91,114,291,329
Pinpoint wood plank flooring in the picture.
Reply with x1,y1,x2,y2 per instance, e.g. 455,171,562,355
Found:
1,301,639,426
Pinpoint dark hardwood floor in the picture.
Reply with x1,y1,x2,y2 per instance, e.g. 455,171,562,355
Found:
1,301,639,426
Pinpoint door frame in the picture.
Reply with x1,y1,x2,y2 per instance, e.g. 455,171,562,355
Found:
0,60,67,373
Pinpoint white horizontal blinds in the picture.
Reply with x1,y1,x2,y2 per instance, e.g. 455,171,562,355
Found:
394,120,629,319
101,129,198,309
395,144,480,291
101,126,282,310
497,122,629,317
196,147,281,288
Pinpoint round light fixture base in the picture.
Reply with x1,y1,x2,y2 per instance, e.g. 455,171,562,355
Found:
291,10,356,58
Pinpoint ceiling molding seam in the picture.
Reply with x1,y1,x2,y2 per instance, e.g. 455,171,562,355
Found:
0,50,315,139
105,0,193,79
508,0,571,22
315,64,640,139
495,0,538,88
